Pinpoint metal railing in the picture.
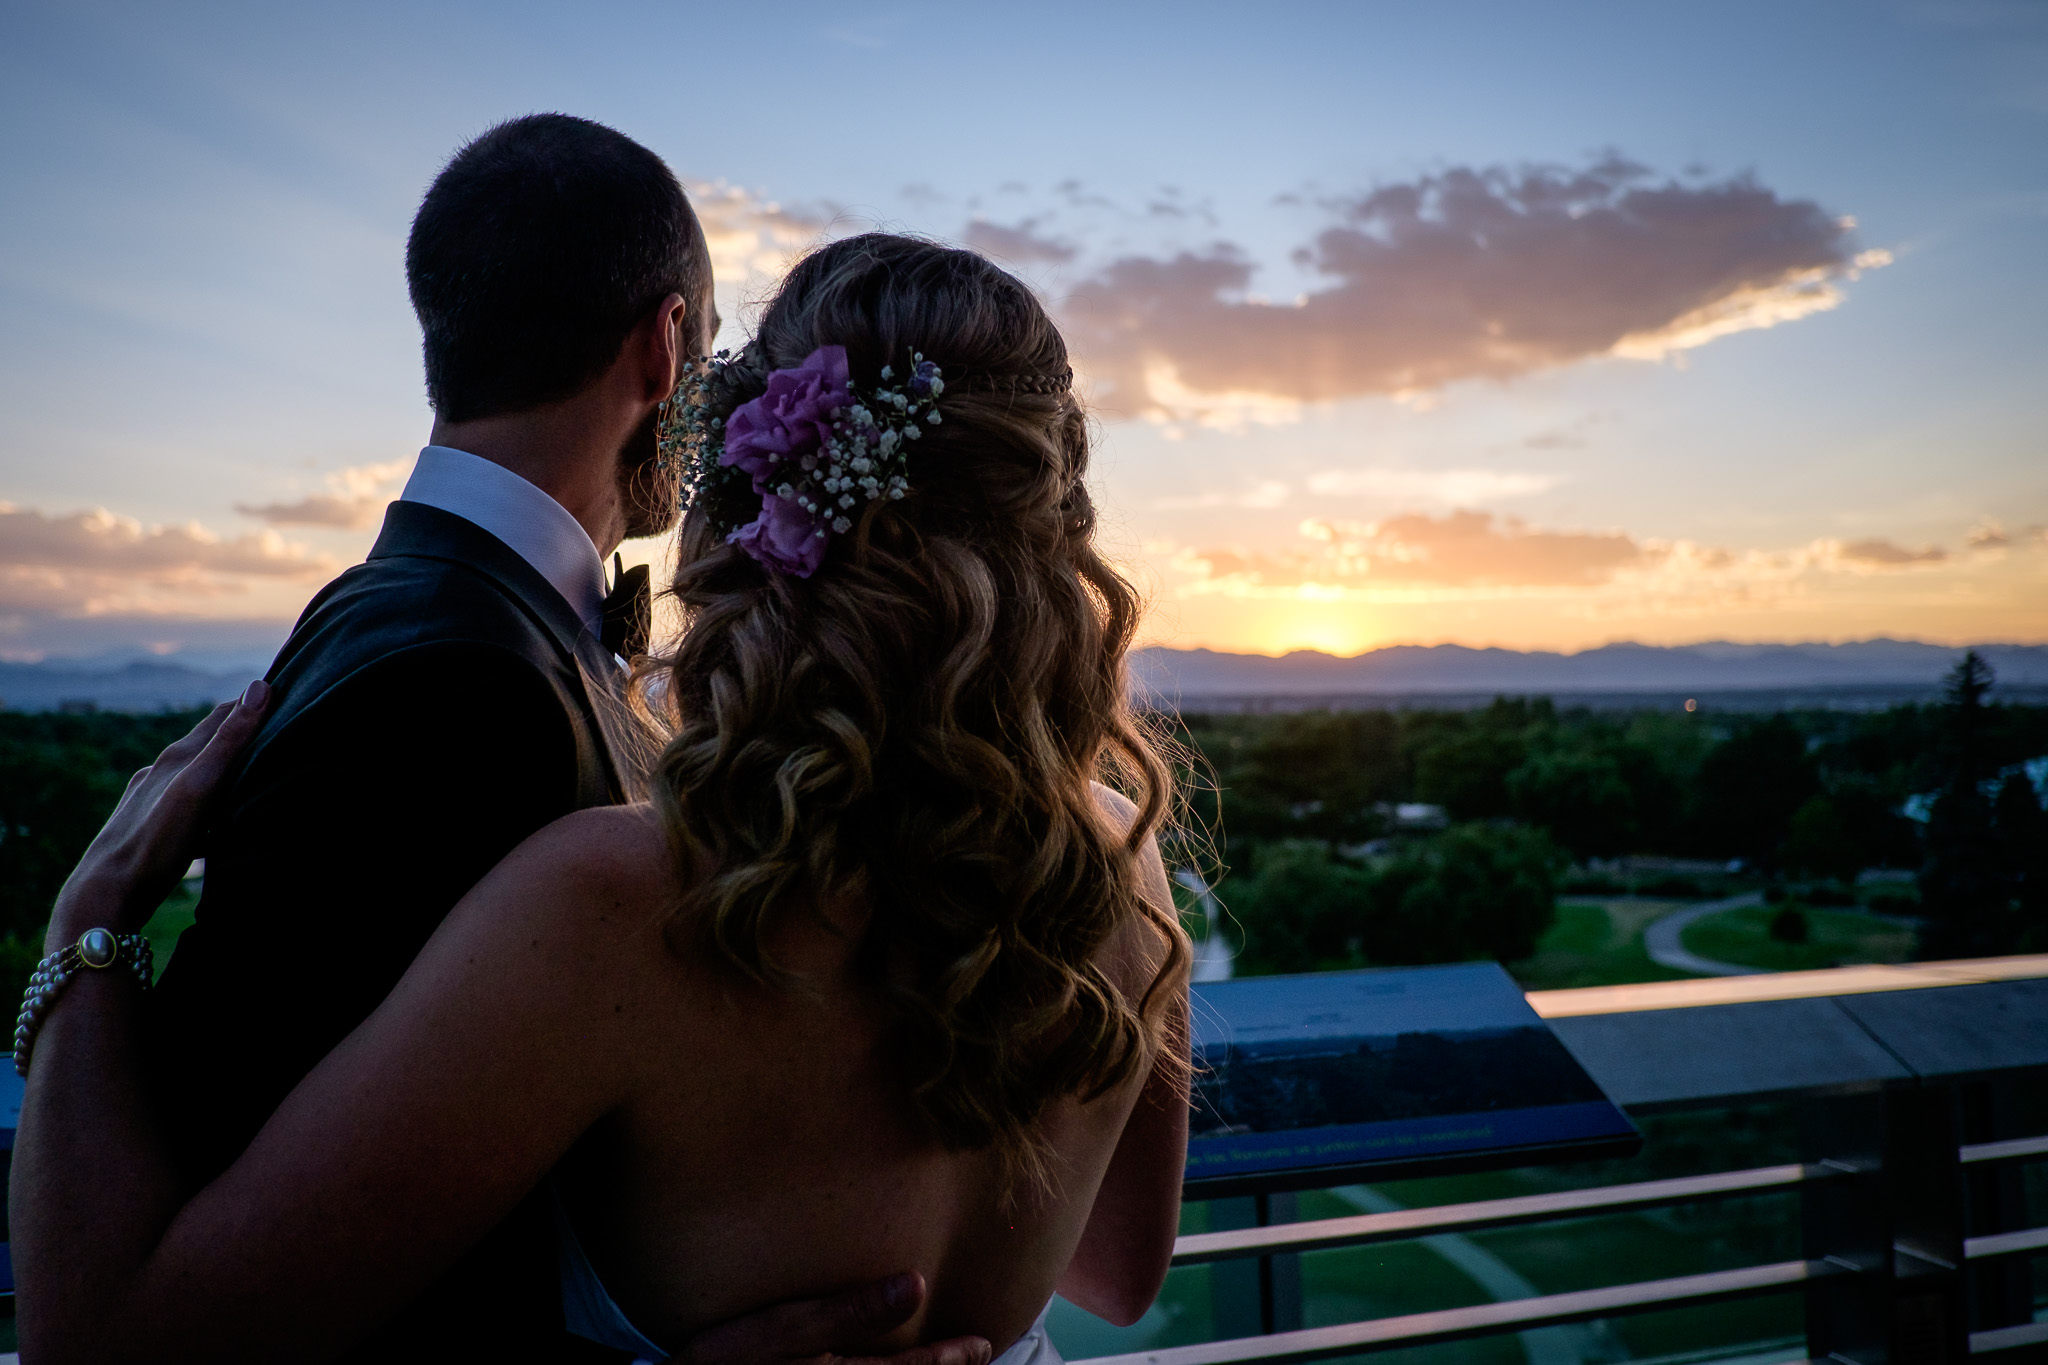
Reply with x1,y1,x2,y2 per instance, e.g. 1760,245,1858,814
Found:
1077,957,2048,1365
2,959,2040,1362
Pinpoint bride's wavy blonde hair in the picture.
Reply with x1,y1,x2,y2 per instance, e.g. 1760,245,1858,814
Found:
644,234,1188,1181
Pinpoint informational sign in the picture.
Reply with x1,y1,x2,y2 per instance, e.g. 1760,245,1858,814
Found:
1186,962,1638,1197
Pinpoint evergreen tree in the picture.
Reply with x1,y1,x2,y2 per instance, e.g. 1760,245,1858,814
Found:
1991,770,2047,949
1918,651,2012,957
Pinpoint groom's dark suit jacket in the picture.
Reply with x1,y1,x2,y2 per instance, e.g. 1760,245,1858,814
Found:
144,500,630,1363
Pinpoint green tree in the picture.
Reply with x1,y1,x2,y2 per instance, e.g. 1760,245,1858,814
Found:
0,712,211,939
1505,748,1637,858
1222,840,1375,975
1918,652,2009,957
1411,698,1540,819
0,707,211,1009
1691,714,1820,868
1783,795,1861,884
1991,771,2047,949
1228,711,1401,844
1359,823,1565,966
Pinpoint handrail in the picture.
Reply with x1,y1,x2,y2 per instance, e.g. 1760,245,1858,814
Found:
1973,1322,2048,1353
1071,1260,1845,1365
1963,1225,2048,1261
1110,969,2048,1364
1959,1134,2048,1165
1524,952,2048,1018
1171,1162,1832,1264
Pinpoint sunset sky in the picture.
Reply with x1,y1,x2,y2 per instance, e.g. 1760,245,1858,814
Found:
3,0,2045,667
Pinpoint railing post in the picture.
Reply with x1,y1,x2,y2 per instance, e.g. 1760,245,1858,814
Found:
1202,1193,1304,1340
1886,1083,1966,1364
1255,1191,1303,1336
1802,1085,1969,1364
1804,1089,1890,1363
1961,1076,2044,1343
1206,1197,1262,1340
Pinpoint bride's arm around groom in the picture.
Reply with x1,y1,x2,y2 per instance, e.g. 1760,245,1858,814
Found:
10,685,1188,1363
8,689,1088,1365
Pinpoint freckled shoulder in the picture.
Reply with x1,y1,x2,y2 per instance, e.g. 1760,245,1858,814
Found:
491,802,681,934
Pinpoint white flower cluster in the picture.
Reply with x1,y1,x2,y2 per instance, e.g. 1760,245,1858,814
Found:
772,356,943,536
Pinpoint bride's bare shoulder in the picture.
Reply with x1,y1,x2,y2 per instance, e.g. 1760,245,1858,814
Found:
1090,780,1140,830
486,802,677,921
1086,782,1186,978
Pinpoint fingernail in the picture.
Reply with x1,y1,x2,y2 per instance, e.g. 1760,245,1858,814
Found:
241,678,269,708
882,1271,917,1311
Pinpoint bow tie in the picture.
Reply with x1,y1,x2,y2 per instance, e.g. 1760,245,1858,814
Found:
600,553,651,660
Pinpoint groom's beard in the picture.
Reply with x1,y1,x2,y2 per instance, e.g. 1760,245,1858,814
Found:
617,406,682,540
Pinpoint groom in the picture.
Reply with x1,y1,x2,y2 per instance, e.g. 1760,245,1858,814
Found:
139,116,978,1365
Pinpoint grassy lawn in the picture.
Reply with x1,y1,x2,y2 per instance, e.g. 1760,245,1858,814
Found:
1508,899,1701,991
1682,905,1915,972
141,882,201,980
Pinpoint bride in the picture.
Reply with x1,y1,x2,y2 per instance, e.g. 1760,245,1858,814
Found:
10,233,1192,1365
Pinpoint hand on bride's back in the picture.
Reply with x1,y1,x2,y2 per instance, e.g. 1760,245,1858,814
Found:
666,1271,991,1365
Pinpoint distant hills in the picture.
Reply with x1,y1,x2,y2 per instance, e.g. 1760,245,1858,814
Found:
0,659,252,713
1129,640,2048,712
6,639,2047,713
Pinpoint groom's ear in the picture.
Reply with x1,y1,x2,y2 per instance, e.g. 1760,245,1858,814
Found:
631,291,692,403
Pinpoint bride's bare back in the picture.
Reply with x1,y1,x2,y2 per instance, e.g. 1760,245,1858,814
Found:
552,802,1185,1353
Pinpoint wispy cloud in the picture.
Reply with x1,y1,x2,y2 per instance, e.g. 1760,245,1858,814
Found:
1062,157,1884,423
1154,480,1293,510
1836,537,1947,566
1961,520,2046,549
962,218,1077,265
235,458,412,529
1303,468,1563,503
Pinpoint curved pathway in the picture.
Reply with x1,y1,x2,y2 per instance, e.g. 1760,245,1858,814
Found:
1641,891,1767,976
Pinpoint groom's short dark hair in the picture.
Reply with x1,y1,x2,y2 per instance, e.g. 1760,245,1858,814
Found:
407,114,704,422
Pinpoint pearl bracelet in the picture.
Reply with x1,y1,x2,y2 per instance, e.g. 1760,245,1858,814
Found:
14,927,153,1076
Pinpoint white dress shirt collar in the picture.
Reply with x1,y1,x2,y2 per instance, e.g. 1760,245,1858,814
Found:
399,445,607,632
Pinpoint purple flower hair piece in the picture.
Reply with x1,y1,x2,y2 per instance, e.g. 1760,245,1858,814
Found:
676,343,943,578
721,345,850,486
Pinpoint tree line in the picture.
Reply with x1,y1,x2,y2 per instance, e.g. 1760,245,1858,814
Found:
1173,653,2048,975
2,654,2043,988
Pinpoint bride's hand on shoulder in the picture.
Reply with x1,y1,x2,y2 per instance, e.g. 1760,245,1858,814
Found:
48,680,270,944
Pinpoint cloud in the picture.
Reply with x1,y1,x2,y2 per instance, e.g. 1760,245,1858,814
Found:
962,218,1077,265
1961,520,2044,550
1303,469,1563,503
1054,179,1117,211
686,181,833,291
235,457,412,529
1161,508,1985,615
0,501,333,617
1836,538,1947,566
1319,511,1643,586
1174,510,1644,593
1062,158,1881,422
1522,412,1612,450
1155,480,1292,510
